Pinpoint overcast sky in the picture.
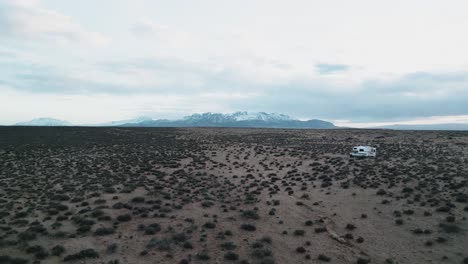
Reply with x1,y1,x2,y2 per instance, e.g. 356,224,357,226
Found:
1,0,468,126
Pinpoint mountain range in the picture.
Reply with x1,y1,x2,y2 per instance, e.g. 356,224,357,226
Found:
122,112,335,128
13,113,468,130
13,112,336,129
14,118,73,127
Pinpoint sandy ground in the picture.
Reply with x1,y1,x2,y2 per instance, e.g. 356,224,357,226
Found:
0,127,467,264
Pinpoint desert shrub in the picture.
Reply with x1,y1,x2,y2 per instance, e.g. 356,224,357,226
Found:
35,249,49,259
403,210,414,215
242,210,260,220
14,212,28,218
74,218,95,226
251,241,263,249
51,245,66,256
51,231,68,238
112,202,125,209
11,219,28,226
423,211,432,216
98,215,112,221
196,251,210,260
261,236,272,244
18,231,36,241
26,245,47,258
241,223,256,231
346,224,356,230
446,215,455,222
376,189,386,195
183,241,193,249
402,187,413,193
203,222,216,229
27,225,47,234
296,247,306,253
53,203,69,211
91,210,104,218
201,201,214,208
95,227,115,236
146,238,172,251
131,197,145,203
144,223,161,235
436,206,451,213
56,215,68,221
439,223,461,233
9,257,28,264
104,187,116,194
293,230,305,236
172,233,188,243
182,241,193,249
77,225,92,234
63,249,99,261
318,254,331,262
52,194,70,201
221,242,237,250
116,214,132,222
224,252,239,261
71,197,84,203
252,248,272,259
357,257,371,264
315,227,327,233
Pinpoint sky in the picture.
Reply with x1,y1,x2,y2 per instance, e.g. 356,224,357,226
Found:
1,0,468,127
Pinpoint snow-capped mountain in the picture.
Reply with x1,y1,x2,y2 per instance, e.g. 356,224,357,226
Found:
13,112,336,129
183,112,233,124
126,112,335,128
230,111,292,121
183,112,292,123
15,118,72,126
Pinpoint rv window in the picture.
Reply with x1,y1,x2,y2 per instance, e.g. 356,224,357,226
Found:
359,149,364,152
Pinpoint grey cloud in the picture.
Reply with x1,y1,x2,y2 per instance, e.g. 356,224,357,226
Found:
3,54,468,122
230,72,468,122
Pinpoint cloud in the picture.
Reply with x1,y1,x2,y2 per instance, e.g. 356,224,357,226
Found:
3,48,468,123
316,63,349,74
335,115,468,128
230,71,468,122
0,0,108,45
130,19,169,37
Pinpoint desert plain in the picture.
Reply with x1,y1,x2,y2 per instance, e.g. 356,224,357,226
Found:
0,127,467,264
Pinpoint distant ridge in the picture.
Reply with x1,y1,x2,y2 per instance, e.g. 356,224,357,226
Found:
11,112,335,128
120,112,336,129
14,118,72,126
92,116,153,127
374,123,468,131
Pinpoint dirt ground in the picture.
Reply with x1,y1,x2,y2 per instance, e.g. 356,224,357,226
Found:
0,127,467,264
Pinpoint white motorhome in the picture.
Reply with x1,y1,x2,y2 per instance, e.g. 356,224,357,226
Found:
350,146,376,157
